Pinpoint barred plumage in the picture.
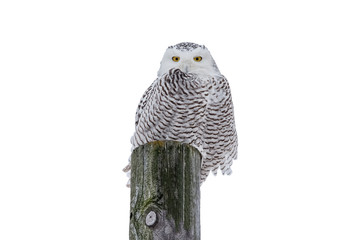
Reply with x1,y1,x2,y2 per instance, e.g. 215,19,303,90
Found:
124,43,238,187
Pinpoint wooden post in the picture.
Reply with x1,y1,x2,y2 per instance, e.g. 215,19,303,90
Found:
129,141,201,240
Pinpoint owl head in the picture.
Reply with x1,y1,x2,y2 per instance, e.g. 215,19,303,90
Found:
157,42,221,77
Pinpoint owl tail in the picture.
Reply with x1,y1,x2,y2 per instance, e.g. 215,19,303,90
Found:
123,163,131,188
122,163,131,173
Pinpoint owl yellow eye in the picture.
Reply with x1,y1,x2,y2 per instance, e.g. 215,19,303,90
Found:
193,56,202,62
172,56,180,62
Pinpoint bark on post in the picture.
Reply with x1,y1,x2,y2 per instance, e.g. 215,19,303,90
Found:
129,141,201,240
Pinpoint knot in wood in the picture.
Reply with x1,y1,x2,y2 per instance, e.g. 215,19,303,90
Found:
145,211,157,227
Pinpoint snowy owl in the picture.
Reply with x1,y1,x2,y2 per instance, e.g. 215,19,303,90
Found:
123,42,238,187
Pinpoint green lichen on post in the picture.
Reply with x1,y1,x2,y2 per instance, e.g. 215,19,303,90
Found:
129,141,201,240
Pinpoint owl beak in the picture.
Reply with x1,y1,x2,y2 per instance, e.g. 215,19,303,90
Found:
180,64,190,73
184,65,189,73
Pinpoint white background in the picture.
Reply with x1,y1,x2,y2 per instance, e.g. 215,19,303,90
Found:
1,0,359,239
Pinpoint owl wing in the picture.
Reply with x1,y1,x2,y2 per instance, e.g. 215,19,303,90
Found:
200,75,238,181
122,79,158,186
